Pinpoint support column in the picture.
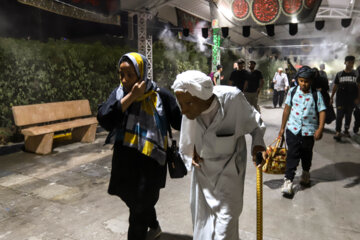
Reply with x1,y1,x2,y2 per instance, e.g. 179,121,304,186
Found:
137,12,153,81
146,35,153,81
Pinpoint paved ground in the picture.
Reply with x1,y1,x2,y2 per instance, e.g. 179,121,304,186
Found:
0,101,359,240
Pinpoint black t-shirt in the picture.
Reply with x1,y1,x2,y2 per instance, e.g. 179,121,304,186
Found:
246,70,263,93
229,69,249,91
334,70,360,106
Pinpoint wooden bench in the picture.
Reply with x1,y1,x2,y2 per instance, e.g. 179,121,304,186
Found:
12,100,98,155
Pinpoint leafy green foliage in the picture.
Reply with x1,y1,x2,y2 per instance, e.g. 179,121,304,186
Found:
0,37,213,141
153,40,210,89
0,37,134,128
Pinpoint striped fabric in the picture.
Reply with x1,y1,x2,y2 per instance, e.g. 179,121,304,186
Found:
116,52,168,165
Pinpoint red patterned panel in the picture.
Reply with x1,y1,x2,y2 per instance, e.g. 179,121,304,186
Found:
304,0,316,9
252,0,280,24
232,0,250,20
283,0,302,15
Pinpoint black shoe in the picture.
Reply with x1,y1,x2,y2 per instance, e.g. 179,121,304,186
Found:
343,130,350,138
354,126,359,134
333,133,341,141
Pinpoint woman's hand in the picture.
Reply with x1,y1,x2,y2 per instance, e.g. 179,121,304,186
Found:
131,81,146,99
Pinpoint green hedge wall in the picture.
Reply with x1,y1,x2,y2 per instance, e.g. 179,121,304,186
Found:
0,37,134,128
0,37,211,132
153,40,210,89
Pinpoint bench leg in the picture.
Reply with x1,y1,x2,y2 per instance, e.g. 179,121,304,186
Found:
24,133,54,155
72,124,97,143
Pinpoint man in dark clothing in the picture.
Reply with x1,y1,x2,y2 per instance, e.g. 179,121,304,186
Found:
330,55,360,140
319,63,328,83
229,59,249,91
313,68,336,124
244,60,264,112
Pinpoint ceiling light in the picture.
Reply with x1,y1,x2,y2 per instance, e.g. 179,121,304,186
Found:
243,26,250,37
202,28,208,38
341,18,352,28
315,20,325,30
265,24,275,37
289,23,298,36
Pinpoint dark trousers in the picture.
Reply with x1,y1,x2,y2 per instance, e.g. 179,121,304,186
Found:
335,105,355,132
110,146,163,240
354,107,360,132
285,129,315,181
273,90,285,107
120,165,160,240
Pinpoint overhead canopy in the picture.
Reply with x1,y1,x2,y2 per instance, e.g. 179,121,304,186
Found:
121,0,360,51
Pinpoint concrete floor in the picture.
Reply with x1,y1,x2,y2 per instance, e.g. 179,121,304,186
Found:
0,102,359,240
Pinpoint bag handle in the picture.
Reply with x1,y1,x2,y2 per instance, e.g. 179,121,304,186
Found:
271,135,286,158
275,135,285,149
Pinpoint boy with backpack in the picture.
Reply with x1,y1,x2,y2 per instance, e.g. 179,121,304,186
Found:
278,66,326,197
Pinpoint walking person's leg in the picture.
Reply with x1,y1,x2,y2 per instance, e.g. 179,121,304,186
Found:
353,107,360,134
299,136,315,186
254,92,260,113
343,105,355,136
334,106,345,140
278,90,285,107
273,90,279,108
127,159,162,240
282,130,301,196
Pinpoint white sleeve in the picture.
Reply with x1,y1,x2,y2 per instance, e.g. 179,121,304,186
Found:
178,116,196,171
234,93,266,150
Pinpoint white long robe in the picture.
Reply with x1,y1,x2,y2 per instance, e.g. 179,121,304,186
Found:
179,86,266,240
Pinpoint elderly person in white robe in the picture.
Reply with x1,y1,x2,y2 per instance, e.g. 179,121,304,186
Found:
172,70,266,240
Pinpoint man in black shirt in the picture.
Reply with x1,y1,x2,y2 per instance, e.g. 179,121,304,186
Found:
229,59,249,91
330,55,360,140
244,60,264,112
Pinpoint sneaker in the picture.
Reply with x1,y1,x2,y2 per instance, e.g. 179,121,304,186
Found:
343,130,350,138
146,226,162,240
281,178,293,196
300,171,310,186
333,132,341,141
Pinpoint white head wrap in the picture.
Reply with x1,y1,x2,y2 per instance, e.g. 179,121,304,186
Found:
171,70,214,100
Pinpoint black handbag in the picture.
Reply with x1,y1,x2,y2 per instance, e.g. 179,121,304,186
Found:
325,105,336,124
166,126,187,178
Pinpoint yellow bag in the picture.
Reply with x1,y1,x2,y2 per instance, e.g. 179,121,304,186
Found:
262,137,287,174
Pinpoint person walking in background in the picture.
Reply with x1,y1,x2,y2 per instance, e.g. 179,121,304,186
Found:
97,52,182,240
286,68,297,87
229,59,249,91
319,63,328,82
172,70,266,240
244,60,264,112
278,66,326,197
213,64,224,85
272,67,289,108
312,67,336,125
330,55,360,140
